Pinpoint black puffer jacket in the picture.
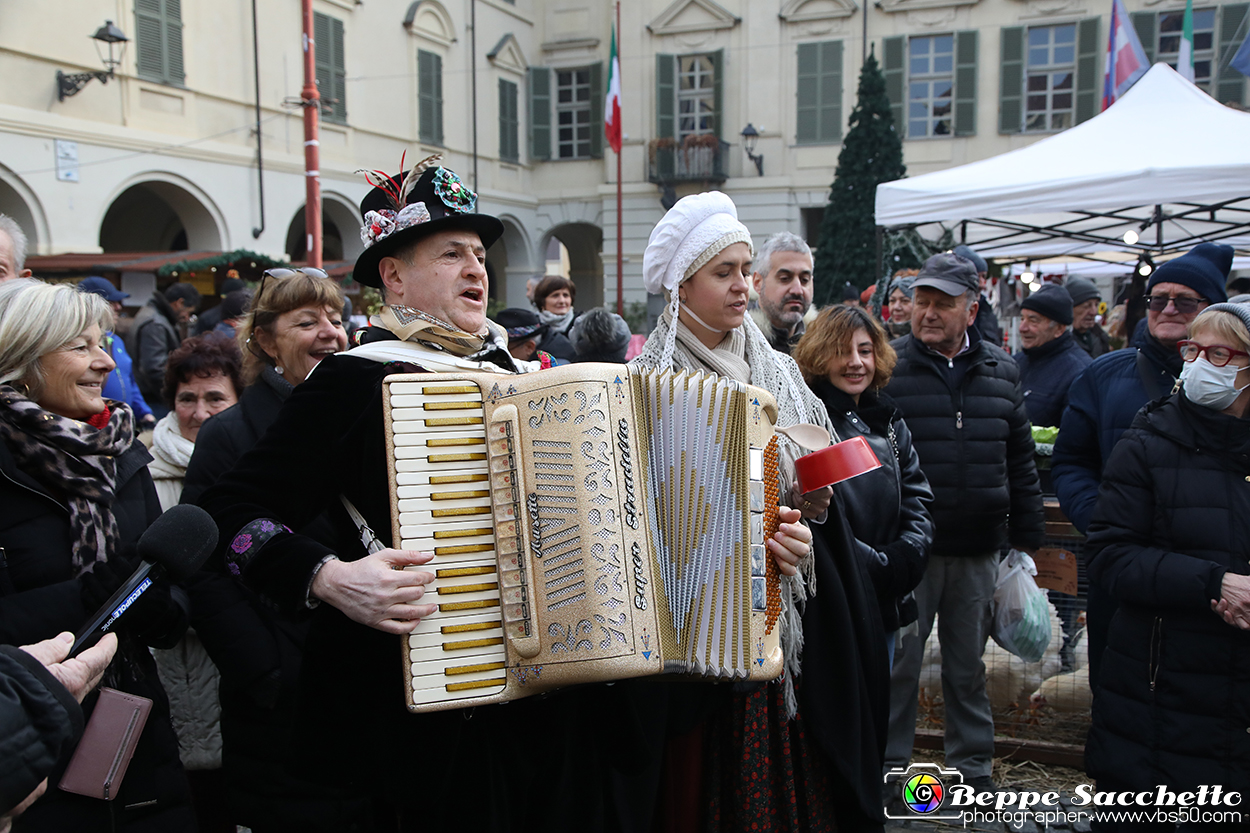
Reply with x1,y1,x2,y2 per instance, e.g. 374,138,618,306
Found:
810,380,933,631
0,437,193,832
884,331,1044,557
0,645,84,815
1085,393,1250,795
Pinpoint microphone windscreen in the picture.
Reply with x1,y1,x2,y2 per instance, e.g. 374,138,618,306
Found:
137,504,219,581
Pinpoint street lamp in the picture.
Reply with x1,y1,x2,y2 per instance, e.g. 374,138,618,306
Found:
740,124,764,177
56,21,128,102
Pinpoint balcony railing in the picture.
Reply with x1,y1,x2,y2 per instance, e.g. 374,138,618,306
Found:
647,136,729,184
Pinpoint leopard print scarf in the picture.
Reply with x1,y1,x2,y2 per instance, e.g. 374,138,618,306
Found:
0,385,134,574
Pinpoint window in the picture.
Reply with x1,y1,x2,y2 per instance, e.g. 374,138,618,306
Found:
135,0,184,86
677,55,717,141
796,42,844,145
499,79,519,162
1024,25,1075,132
1158,7,1217,89
907,35,954,138
314,13,347,124
556,68,593,158
419,50,444,146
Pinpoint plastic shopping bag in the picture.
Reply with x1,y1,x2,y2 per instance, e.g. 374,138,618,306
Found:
991,550,1051,663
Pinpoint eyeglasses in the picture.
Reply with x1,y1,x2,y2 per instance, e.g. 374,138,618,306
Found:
1177,340,1250,367
1146,295,1205,314
256,267,330,305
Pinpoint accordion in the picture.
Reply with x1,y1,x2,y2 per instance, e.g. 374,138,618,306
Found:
382,363,786,713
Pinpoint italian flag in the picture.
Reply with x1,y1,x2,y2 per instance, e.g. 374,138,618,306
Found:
1178,0,1196,82
605,24,622,153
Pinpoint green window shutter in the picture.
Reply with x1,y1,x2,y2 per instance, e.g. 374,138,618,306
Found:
797,41,843,144
136,0,181,85
882,37,906,135
1075,17,1101,124
418,50,444,145
331,17,346,123
999,27,1024,133
165,0,184,84
314,13,333,120
135,0,165,81
953,30,977,136
822,41,843,142
796,43,820,143
1131,12,1156,64
528,67,551,161
711,49,724,139
656,54,676,139
499,79,519,162
1216,4,1249,107
589,61,604,158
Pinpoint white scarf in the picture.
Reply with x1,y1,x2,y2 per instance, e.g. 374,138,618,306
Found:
150,411,194,477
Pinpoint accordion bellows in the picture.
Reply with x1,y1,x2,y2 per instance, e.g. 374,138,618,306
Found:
383,363,784,713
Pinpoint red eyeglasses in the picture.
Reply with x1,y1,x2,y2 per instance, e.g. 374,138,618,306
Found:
1176,340,1250,368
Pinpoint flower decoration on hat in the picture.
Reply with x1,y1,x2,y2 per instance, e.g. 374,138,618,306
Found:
433,167,477,214
355,152,447,250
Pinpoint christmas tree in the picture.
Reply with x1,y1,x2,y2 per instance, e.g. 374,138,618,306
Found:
814,48,906,305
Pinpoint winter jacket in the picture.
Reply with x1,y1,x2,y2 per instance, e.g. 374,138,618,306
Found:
101,332,152,422
1013,331,1092,429
809,380,933,631
884,330,1044,558
0,434,193,831
182,369,370,830
0,645,84,816
146,412,224,772
1051,329,1181,534
1084,393,1250,796
128,293,182,406
749,307,805,355
1072,325,1112,360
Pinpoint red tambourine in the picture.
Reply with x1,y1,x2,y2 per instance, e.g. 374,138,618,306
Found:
794,436,882,493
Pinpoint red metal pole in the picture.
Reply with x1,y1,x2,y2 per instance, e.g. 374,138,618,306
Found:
301,0,323,268
615,1,623,317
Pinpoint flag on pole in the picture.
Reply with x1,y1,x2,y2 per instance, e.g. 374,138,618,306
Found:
1232,21,1250,77
1103,0,1151,110
604,24,622,154
1177,0,1196,81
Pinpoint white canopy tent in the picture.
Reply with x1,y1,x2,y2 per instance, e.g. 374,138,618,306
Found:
874,64,1250,262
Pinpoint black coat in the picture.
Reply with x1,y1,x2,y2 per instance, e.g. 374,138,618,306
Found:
884,332,1044,558
199,351,648,832
975,294,1003,348
1072,325,1112,359
1085,393,1250,794
183,372,369,830
0,437,193,832
810,380,933,631
0,645,84,815
1013,330,1092,429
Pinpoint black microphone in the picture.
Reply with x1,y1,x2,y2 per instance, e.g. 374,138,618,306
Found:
70,504,218,657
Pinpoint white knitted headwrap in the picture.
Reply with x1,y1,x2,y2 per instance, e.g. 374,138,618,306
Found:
643,192,756,370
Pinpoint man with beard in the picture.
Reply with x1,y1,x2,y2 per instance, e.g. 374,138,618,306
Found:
750,231,814,353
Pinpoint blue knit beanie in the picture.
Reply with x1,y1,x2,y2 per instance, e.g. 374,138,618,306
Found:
1146,243,1233,304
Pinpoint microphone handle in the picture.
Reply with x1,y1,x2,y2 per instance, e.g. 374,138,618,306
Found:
70,561,160,658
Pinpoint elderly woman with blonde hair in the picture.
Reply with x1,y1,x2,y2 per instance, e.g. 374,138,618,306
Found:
0,278,193,831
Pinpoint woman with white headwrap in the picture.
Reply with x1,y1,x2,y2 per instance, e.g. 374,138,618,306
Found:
631,193,883,832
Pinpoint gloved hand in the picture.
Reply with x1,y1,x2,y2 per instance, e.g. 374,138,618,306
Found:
78,547,188,644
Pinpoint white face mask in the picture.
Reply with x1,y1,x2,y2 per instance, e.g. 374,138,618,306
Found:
1180,356,1250,410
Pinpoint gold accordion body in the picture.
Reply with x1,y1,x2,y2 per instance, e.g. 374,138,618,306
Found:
382,362,785,713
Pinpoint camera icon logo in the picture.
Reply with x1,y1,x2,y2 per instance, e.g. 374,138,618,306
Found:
883,762,965,820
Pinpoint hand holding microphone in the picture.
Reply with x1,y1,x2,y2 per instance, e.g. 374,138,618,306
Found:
73,505,219,656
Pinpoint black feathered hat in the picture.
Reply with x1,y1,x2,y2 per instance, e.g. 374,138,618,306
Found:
353,154,504,288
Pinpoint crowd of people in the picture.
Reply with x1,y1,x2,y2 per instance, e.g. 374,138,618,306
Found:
0,162,1246,833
